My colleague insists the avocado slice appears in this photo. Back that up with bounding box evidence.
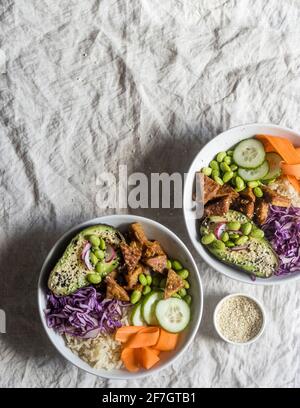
[200,210,278,278]
[48,224,124,296]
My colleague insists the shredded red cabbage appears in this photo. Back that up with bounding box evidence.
[263,205,300,275]
[45,287,130,338]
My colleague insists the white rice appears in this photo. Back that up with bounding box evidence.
[269,177,300,207]
[65,310,131,371]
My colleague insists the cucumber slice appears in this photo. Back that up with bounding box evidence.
[237,160,269,182]
[262,152,282,180]
[233,139,266,169]
[131,303,147,326]
[142,291,163,325]
[155,298,190,333]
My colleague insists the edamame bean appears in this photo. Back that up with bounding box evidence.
[254,187,263,198]
[235,176,245,191]
[247,181,259,188]
[213,175,224,186]
[230,164,238,171]
[217,151,227,163]
[223,171,234,183]
[221,231,229,242]
[201,233,216,245]
[177,269,189,280]
[96,262,106,275]
[142,285,151,295]
[209,160,219,171]
[220,162,231,173]
[250,229,265,239]
[138,273,148,286]
[211,169,220,178]
[130,290,142,304]
[235,236,249,246]
[227,150,234,156]
[183,280,190,289]
[229,233,240,239]
[160,278,167,288]
[241,222,252,236]
[89,235,100,247]
[90,252,98,265]
[87,273,102,284]
[178,288,187,297]
[146,275,152,286]
[225,241,235,248]
[183,295,192,305]
[227,221,241,231]
[212,240,226,250]
[172,260,183,271]
[93,249,105,259]
[201,167,212,176]
[99,238,106,250]
[172,293,181,299]
[166,259,172,269]
[152,275,161,287]
[223,156,232,165]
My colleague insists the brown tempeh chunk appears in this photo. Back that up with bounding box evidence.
[106,275,130,301]
[194,173,220,204]
[261,185,291,208]
[233,197,255,219]
[240,187,256,203]
[164,269,185,299]
[130,223,149,246]
[125,264,143,290]
[143,240,165,258]
[204,196,232,217]
[144,255,167,273]
[216,183,239,201]
[255,199,269,225]
[120,241,142,273]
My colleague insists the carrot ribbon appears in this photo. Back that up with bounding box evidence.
[256,134,300,192]
[116,326,179,372]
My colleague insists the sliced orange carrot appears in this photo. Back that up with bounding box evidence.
[149,348,161,356]
[125,327,160,349]
[280,162,300,178]
[256,135,299,164]
[115,326,143,343]
[155,329,179,351]
[139,347,160,370]
[121,348,140,372]
[296,147,300,159]
[287,175,300,192]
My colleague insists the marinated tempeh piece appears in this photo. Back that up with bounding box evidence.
[261,185,291,208]
[120,241,142,273]
[144,255,167,273]
[143,240,165,258]
[130,223,149,246]
[106,275,130,301]
[255,199,269,225]
[125,264,143,290]
[204,196,232,217]
[164,269,185,299]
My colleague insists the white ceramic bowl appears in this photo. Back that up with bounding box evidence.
[213,293,266,345]
[38,214,203,379]
[184,123,300,285]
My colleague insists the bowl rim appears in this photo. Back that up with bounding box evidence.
[183,122,300,286]
[37,214,203,380]
[213,293,266,345]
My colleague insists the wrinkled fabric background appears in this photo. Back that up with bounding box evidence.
[1,0,300,388]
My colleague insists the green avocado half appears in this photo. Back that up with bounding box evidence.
[200,210,278,278]
[48,224,124,296]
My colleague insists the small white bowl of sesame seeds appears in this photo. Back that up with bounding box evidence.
[213,293,266,345]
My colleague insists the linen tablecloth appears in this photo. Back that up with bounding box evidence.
[1,0,300,388]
